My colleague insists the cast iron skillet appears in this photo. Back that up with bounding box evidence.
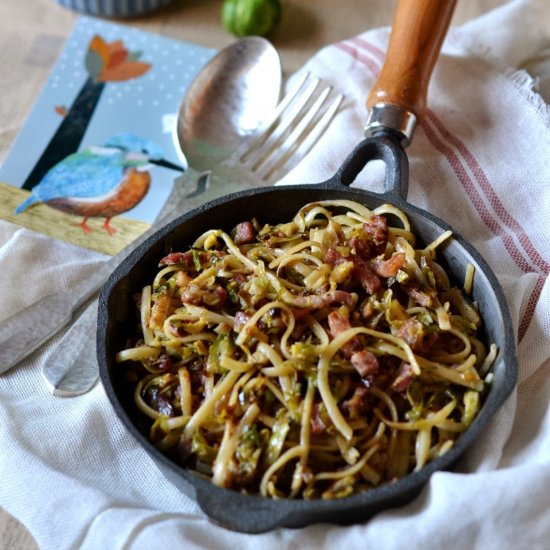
[98,0,517,533]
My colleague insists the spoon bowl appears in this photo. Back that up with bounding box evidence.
[176,37,282,172]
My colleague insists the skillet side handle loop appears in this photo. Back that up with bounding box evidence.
[334,136,409,201]
[366,0,456,145]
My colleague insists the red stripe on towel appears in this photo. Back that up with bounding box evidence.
[426,111,550,274]
[335,42,380,77]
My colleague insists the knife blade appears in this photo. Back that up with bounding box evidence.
[42,301,99,397]
[0,266,107,374]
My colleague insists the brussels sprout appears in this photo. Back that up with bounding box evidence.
[221,0,282,38]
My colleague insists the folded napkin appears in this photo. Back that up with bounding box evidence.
[1,0,550,548]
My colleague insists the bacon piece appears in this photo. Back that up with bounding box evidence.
[350,349,379,383]
[349,236,374,260]
[283,290,356,311]
[404,285,436,307]
[156,394,175,416]
[353,258,381,294]
[391,362,415,393]
[397,318,439,354]
[159,250,226,269]
[181,284,227,309]
[342,386,369,419]
[145,385,175,416]
[327,310,363,357]
[233,273,247,284]
[328,310,380,383]
[159,251,191,266]
[324,247,345,265]
[363,215,388,246]
[168,324,189,338]
[372,253,406,278]
[203,286,227,308]
[310,403,328,434]
[327,309,352,335]
[397,319,425,352]
[323,290,356,309]
[180,284,202,305]
[234,221,257,245]
[290,307,311,321]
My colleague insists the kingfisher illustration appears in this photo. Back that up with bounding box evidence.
[14,133,183,235]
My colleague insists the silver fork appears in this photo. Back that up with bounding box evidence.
[0,74,344,392]
[177,73,344,207]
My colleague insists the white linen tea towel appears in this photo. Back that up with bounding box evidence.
[1,0,550,548]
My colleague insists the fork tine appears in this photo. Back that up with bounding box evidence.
[262,91,344,182]
[252,84,331,172]
[240,72,314,163]
[246,80,344,179]
[247,77,323,170]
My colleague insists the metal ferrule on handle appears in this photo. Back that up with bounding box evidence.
[364,103,417,146]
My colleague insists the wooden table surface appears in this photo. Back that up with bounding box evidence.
[0,0,505,546]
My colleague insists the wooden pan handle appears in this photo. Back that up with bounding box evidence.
[367,0,456,122]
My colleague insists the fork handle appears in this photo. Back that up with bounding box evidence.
[366,0,456,122]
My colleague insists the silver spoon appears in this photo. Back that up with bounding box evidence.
[0,37,282,391]
[176,36,282,172]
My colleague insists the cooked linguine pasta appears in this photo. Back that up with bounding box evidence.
[116,199,494,499]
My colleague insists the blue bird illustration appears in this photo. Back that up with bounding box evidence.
[14,133,183,235]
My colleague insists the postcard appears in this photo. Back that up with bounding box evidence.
[0,16,215,255]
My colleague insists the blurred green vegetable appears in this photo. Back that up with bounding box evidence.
[221,0,282,38]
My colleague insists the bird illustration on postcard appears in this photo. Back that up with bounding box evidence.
[0,17,214,255]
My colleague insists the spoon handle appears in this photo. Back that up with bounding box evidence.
[367,0,456,119]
